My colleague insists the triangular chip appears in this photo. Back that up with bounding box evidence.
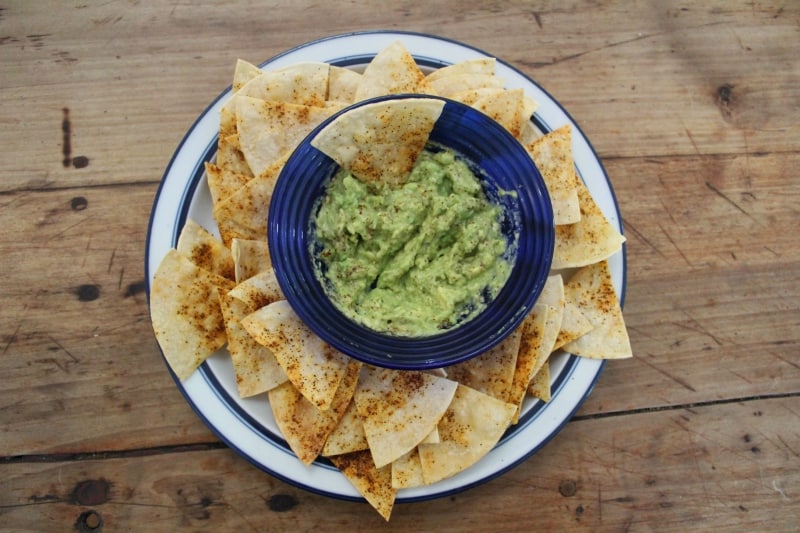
[227,269,284,310]
[238,62,329,107]
[418,384,516,485]
[218,291,287,397]
[212,154,287,247]
[425,58,496,82]
[354,40,432,100]
[391,448,426,489]
[453,87,527,138]
[509,303,550,421]
[231,238,271,283]
[445,328,521,404]
[527,361,551,401]
[328,66,362,103]
[268,359,361,465]
[205,162,251,208]
[241,300,350,410]
[232,59,263,93]
[561,260,632,359]
[526,125,581,225]
[428,73,504,98]
[322,398,369,457]
[354,365,458,468]
[150,250,233,380]
[310,97,444,186]
[216,132,253,178]
[236,95,334,177]
[330,450,397,521]
[552,173,626,269]
[175,218,234,280]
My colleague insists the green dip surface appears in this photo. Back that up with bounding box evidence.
[312,148,514,337]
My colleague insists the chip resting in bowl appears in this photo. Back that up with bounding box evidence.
[148,39,631,521]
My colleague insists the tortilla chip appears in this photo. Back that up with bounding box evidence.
[527,361,551,401]
[322,398,369,456]
[561,260,632,359]
[231,238,271,283]
[212,154,287,247]
[418,384,516,485]
[238,62,329,107]
[425,58,496,82]
[354,365,458,468]
[428,73,505,98]
[509,304,550,421]
[236,95,334,177]
[269,359,361,465]
[232,59,263,93]
[150,250,234,381]
[241,300,351,410]
[218,291,287,397]
[205,162,251,208]
[330,450,397,521]
[228,269,284,310]
[519,119,543,146]
[553,296,595,351]
[453,87,527,138]
[526,125,581,225]
[216,132,253,178]
[444,328,521,404]
[552,173,626,269]
[175,218,234,280]
[310,97,444,186]
[354,40,432,101]
[391,448,425,489]
[328,66,362,103]
[219,99,238,139]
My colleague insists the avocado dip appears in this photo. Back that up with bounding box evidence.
[312,148,514,337]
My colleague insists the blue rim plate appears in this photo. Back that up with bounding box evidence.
[270,94,555,370]
[145,31,626,504]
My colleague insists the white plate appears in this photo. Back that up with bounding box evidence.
[146,31,626,502]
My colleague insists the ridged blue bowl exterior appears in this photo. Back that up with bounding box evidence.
[269,95,554,369]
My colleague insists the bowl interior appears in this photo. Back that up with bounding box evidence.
[269,95,554,369]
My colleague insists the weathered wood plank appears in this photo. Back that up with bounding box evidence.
[1,397,796,530]
[1,1,797,192]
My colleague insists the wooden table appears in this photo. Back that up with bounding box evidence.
[2,1,798,530]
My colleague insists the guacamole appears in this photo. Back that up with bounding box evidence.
[312,148,514,337]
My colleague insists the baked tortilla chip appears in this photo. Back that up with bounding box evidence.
[205,162,250,207]
[176,218,234,280]
[445,328,521,404]
[231,238,271,283]
[553,292,595,352]
[354,365,458,468]
[428,73,504,98]
[418,384,516,485]
[330,450,397,521]
[552,174,626,269]
[526,125,581,225]
[232,58,263,93]
[527,361,551,401]
[218,291,287,397]
[425,58,496,82]
[509,304,550,421]
[241,300,350,410]
[310,97,444,186]
[391,448,425,489]
[227,269,284,310]
[269,359,361,465]
[322,398,369,457]
[238,62,329,107]
[561,260,632,359]
[328,65,362,103]
[236,95,334,177]
[212,154,287,247]
[150,250,234,381]
[453,87,527,139]
[216,132,253,178]
[354,40,432,100]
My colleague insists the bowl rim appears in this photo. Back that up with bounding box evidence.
[268,93,555,370]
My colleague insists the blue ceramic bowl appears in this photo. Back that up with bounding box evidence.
[268,95,554,370]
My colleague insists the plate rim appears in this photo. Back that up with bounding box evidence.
[145,29,626,504]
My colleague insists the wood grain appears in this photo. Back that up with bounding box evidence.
[1,0,798,529]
